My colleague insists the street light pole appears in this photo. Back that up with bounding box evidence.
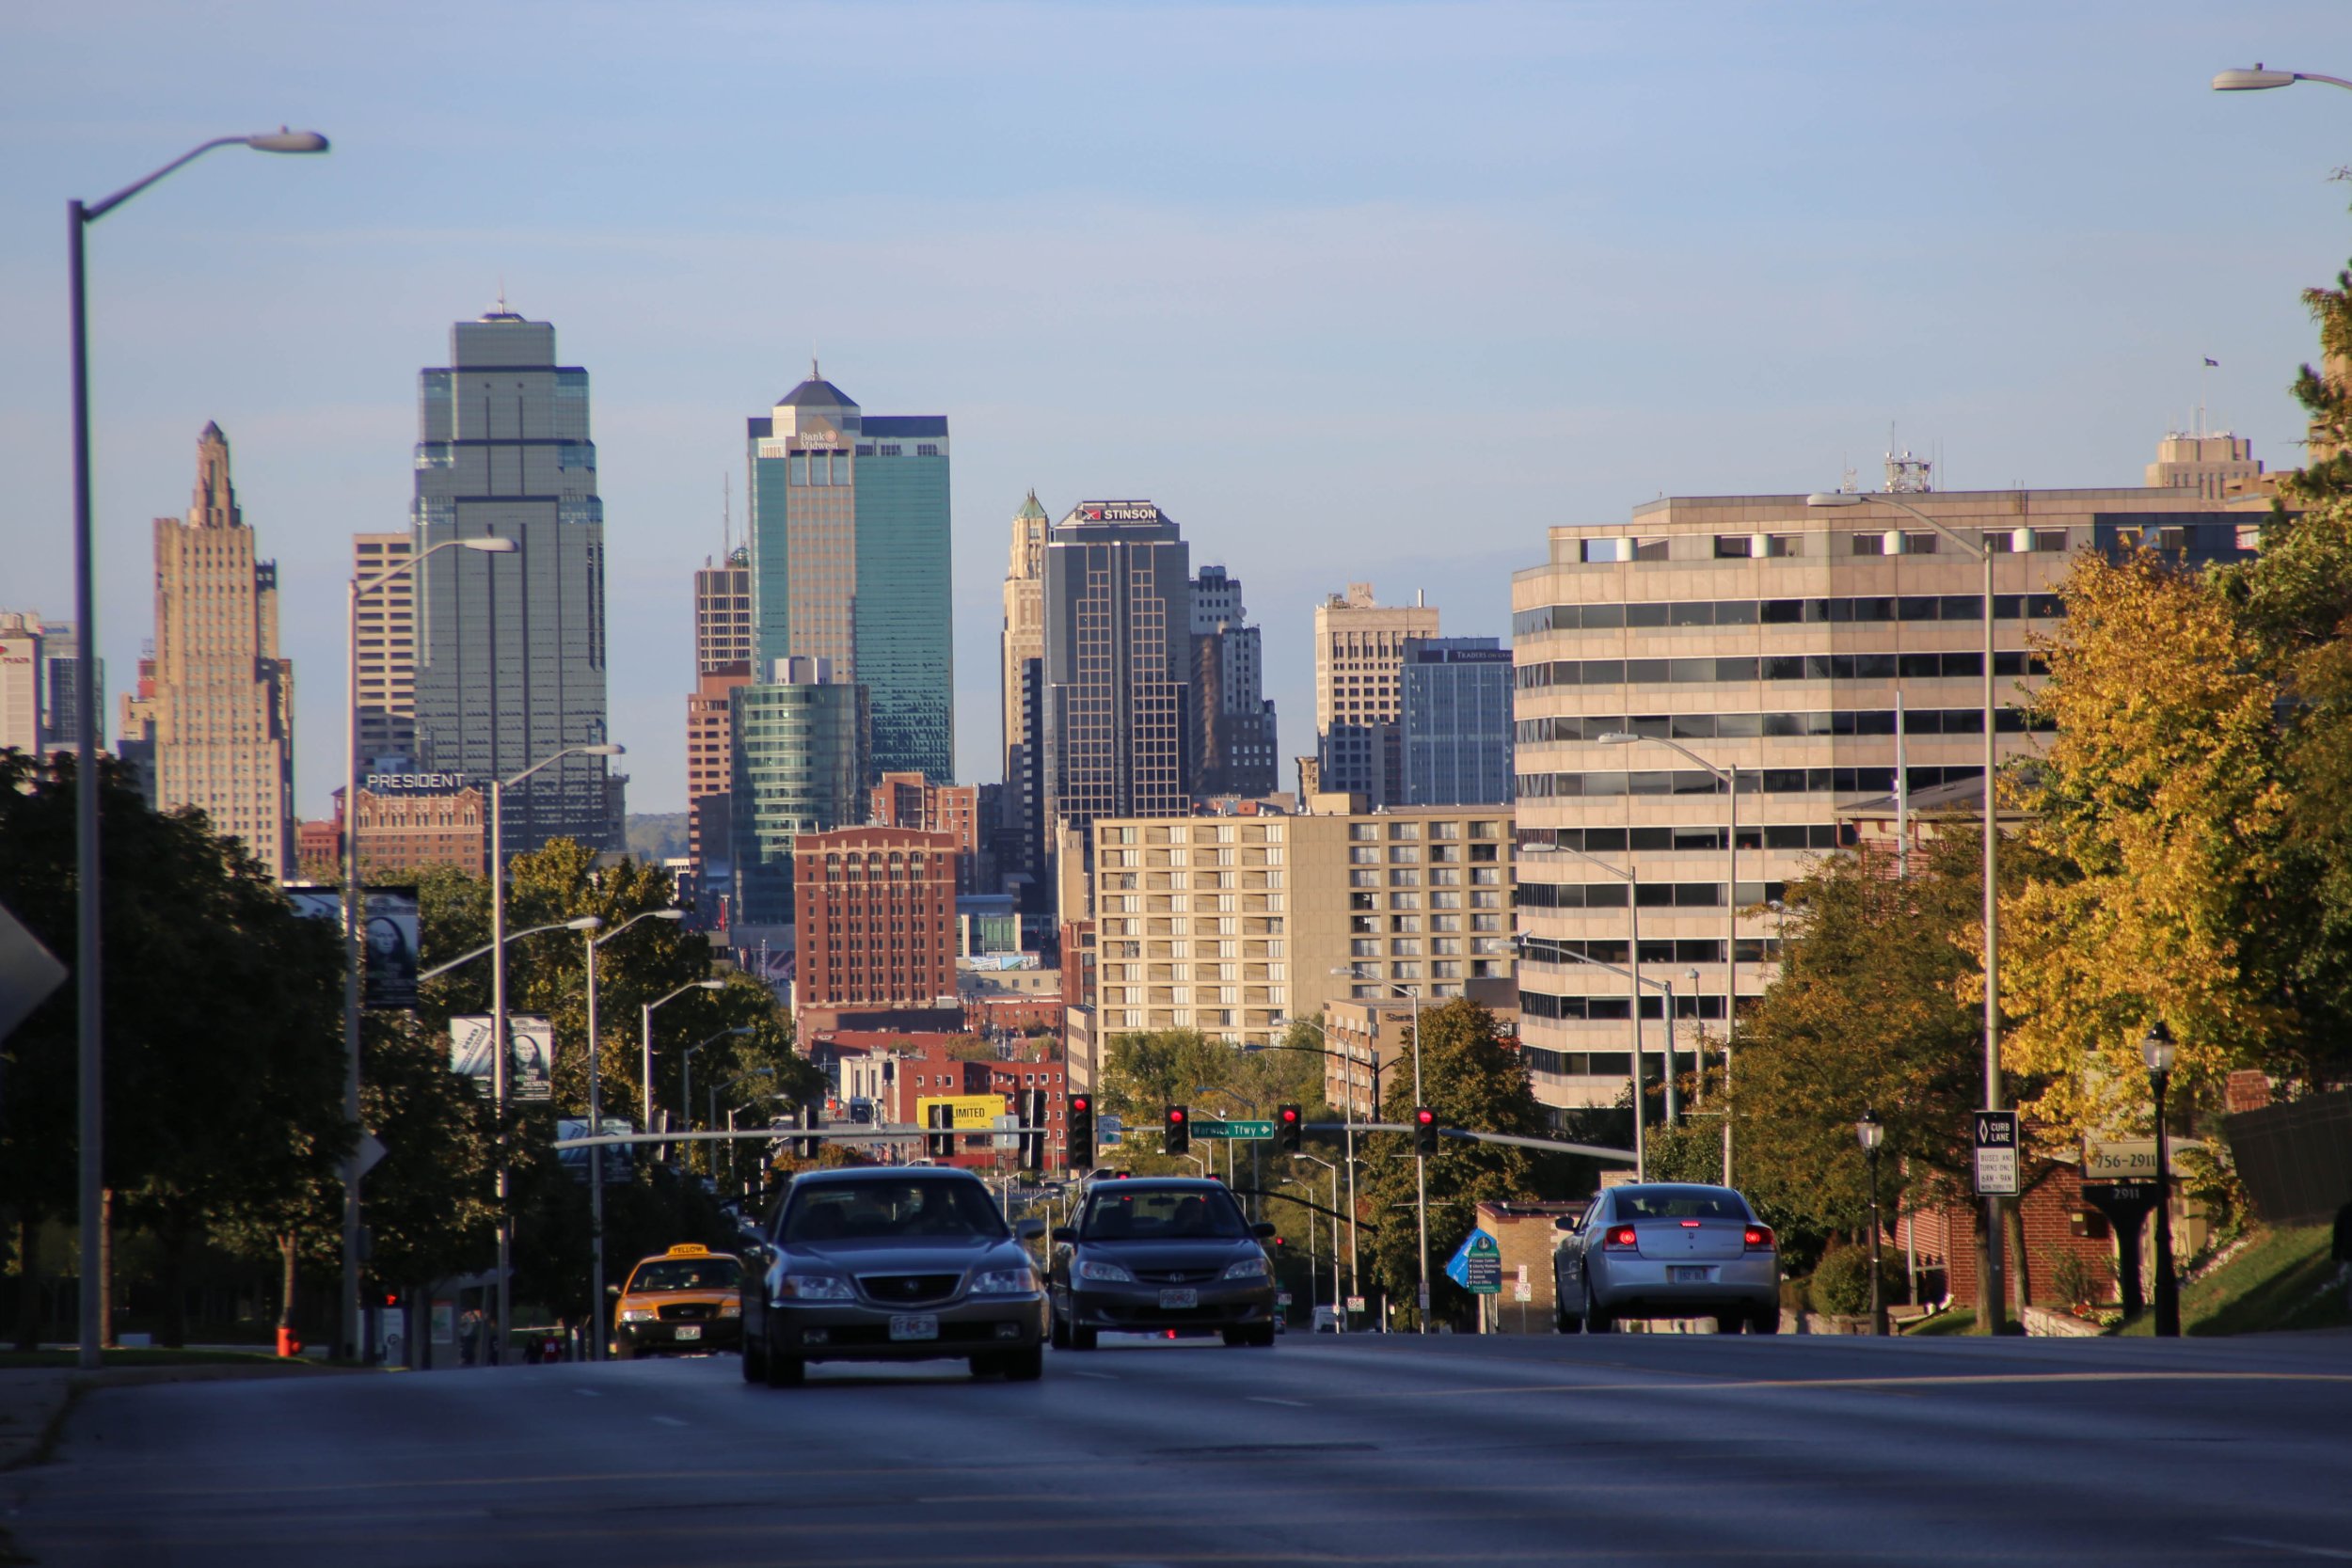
[2142,1022,2181,1338]
[1857,1107,1887,1337]
[641,979,727,1158]
[67,126,327,1373]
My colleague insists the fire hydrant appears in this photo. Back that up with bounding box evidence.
[276,1324,302,1358]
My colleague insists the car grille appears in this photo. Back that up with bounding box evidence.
[658,1302,715,1322]
[858,1274,961,1307]
[1133,1268,1217,1286]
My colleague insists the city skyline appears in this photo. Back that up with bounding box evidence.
[6,5,2347,818]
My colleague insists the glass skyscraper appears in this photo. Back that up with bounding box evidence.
[729,657,869,928]
[1399,637,1515,805]
[410,307,620,855]
[746,368,952,784]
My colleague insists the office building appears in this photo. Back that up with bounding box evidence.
[871,770,984,894]
[793,825,961,1012]
[1190,565,1279,798]
[687,546,755,905]
[696,547,754,673]
[1314,583,1438,806]
[1001,490,1050,782]
[1085,800,1516,1052]
[1509,468,2262,1112]
[410,305,620,858]
[352,532,417,768]
[150,423,295,879]
[729,657,869,929]
[326,776,488,879]
[0,613,44,753]
[1400,637,1515,805]
[1041,500,1194,846]
[2145,432,2265,502]
[747,367,952,784]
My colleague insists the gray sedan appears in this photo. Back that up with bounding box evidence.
[739,1168,1047,1386]
[1553,1182,1780,1334]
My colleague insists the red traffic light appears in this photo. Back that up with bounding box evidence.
[1278,1106,1299,1125]
[1072,1095,1090,1114]
[1168,1108,1186,1124]
[1414,1108,1436,1127]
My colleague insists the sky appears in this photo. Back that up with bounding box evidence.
[4,1,2348,818]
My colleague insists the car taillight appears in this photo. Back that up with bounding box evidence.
[1604,1225,1639,1250]
[1743,1225,1775,1251]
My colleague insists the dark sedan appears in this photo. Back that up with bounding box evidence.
[1048,1178,1279,1349]
[739,1168,1047,1386]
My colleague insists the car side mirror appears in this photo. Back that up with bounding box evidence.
[1251,1222,1278,1240]
[1015,1217,1045,1241]
[1051,1226,1077,1244]
[1553,1215,1579,1233]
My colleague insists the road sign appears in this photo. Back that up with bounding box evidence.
[1973,1110,2020,1196]
[1194,1118,1276,1140]
[1346,1295,1366,1313]
[1513,1282,1533,1303]
[2082,1138,2159,1181]
[1278,1292,1293,1307]
[354,1134,388,1180]
[1444,1229,1503,1293]
[0,899,67,1046]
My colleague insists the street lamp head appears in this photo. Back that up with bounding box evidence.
[2213,66,2299,90]
[1855,1106,1884,1153]
[1805,492,1866,508]
[565,916,604,931]
[583,743,625,757]
[459,537,518,554]
[2141,1020,2177,1074]
[694,978,727,991]
[246,128,330,153]
[654,910,685,921]
[1596,731,1638,746]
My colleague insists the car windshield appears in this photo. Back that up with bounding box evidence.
[782,1180,1009,1243]
[1080,1186,1250,1241]
[1613,1186,1749,1222]
[628,1258,741,1292]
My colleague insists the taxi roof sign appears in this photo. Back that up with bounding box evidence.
[665,1243,711,1258]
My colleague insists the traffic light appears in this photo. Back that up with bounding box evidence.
[1276,1103,1302,1154]
[1412,1106,1438,1156]
[794,1104,821,1161]
[1068,1094,1095,1169]
[1164,1104,1190,1156]
[926,1102,954,1159]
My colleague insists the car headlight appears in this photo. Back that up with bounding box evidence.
[774,1274,854,1301]
[970,1266,1039,1295]
[1223,1256,1270,1280]
[719,1299,742,1317]
[617,1307,656,1323]
[1076,1259,1135,1283]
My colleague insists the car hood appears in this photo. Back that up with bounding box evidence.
[776,1237,1029,1275]
[1077,1239,1262,1270]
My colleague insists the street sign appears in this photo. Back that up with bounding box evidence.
[0,899,67,1046]
[1513,1282,1533,1303]
[2082,1138,2159,1181]
[1444,1229,1503,1293]
[1973,1110,2020,1196]
[1194,1118,1276,1140]
[354,1133,389,1180]
[1346,1295,1366,1313]
[1278,1292,1294,1307]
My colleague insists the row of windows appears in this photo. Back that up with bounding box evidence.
[1518,651,2047,689]
[1517,879,1788,911]
[1521,991,1732,1023]
[1518,708,2043,744]
[1517,765,1982,800]
[1574,529,2072,565]
[1518,936,1780,966]
[1514,593,2065,638]
[1522,824,1851,854]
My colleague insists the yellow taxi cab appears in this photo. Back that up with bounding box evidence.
[611,1243,744,1358]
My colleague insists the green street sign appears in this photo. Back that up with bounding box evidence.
[1195,1118,1276,1140]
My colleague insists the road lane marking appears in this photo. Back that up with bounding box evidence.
[1068,1370,1120,1380]
[2217,1541,2352,1561]
[651,1416,688,1427]
[1364,1369,2352,1400]
[1246,1396,1311,1407]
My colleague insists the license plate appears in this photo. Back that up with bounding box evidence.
[1158,1288,1199,1309]
[889,1314,939,1341]
[674,1324,702,1341]
[1669,1266,1712,1283]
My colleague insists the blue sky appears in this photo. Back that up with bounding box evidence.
[4,1,2348,817]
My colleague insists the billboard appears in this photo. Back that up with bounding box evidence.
[916,1093,1009,1132]
[450,1015,554,1101]
[285,885,420,1010]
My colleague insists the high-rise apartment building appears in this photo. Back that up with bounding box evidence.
[729,657,869,930]
[1400,637,1515,805]
[871,770,983,894]
[687,546,755,903]
[1040,500,1194,844]
[0,612,46,752]
[1314,583,1438,806]
[410,306,620,857]
[1509,478,2258,1112]
[1086,800,1516,1050]
[1190,565,1279,798]
[150,424,295,879]
[794,825,961,1011]
[747,367,952,784]
[352,532,417,768]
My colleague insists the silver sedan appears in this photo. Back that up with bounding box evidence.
[1553,1182,1780,1334]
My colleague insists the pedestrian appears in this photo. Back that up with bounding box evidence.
[459,1307,483,1367]
[2333,1192,2352,1315]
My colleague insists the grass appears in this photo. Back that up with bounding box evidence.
[1900,1307,1977,1337]
[0,1346,294,1370]
[2116,1223,2349,1337]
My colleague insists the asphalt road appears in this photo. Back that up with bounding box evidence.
[8,1329,2352,1566]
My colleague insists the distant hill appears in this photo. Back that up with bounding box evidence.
[626,812,691,863]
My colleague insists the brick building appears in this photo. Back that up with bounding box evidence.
[794,826,961,1013]
[317,782,487,879]
[1899,1162,2200,1313]
[871,770,984,893]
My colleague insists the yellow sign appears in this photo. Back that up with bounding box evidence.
[2082,1139,2159,1181]
[916,1094,1006,1131]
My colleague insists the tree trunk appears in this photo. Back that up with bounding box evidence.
[278,1232,298,1341]
[2002,1200,2032,1318]
[98,1187,114,1348]
[12,1208,40,1353]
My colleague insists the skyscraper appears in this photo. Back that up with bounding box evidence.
[0,612,41,753]
[410,305,620,855]
[1001,490,1049,781]
[1313,582,1438,806]
[729,657,869,930]
[695,547,754,673]
[1189,564,1278,799]
[747,367,952,784]
[151,423,295,879]
[1041,500,1194,840]
[1399,637,1514,805]
[352,532,416,768]
[687,547,754,902]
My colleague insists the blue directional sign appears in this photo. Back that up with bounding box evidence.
[1444,1229,1503,1293]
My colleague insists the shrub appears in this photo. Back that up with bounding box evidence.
[2042,1246,2113,1310]
[1807,1243,1903,1317]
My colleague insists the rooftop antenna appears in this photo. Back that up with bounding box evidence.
[723,471,732,556]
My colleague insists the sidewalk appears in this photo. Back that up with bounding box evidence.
[0,1357,361,1472]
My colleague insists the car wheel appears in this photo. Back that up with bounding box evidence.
[1748,1307,1783,1336]
[762,1330,804,1387]
[1249,1325,1278,1348]
[1715,1313,1745,1336]
[1586,1307,1614,1335]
